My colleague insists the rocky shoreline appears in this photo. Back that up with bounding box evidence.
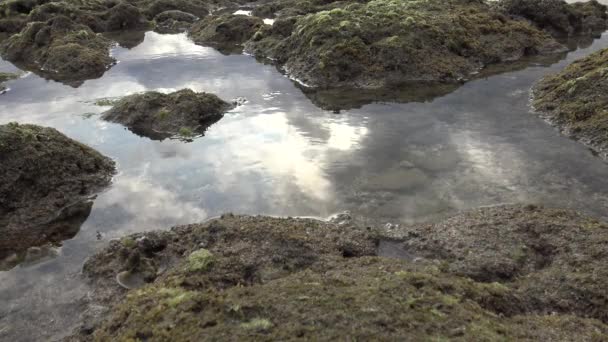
[1,0,605,89]
[533,47,608,160]
[0,123,115,270]
[66,205,608,340]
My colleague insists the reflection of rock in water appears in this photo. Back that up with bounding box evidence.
[299,51,569,112]
[0,200,93,271]
[0,123,115,268]
[299,82,461,112]
[103,30,147,49]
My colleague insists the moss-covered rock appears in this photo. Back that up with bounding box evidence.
[389,204,608,323]
[153,10,199,34]
[498,0,607,37]
[188,14,264,54]
[0,16,114,86]
[101,89,234,140]
[0,123,115,267]
[245,0,564,89]
[533,48,608,160]
[72,208,608,340]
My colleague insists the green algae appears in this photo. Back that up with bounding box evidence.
[533,48,608,159]
[74,209,608,340]
[185,248,214,272]
[246,0,563,88]
[101,89,233,141]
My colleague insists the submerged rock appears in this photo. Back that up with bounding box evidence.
[245,0,564,89]
[0,16,114,86]
[533,48,608,159]
[498,0,608,37]
[188,14,264,54]
[72,206,608,340]
[0,123,115,265]
[101,89,234,140]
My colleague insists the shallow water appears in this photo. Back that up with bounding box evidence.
[1,30,608,340]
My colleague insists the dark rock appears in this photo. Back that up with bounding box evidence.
[71,210,608,340]
[188,14,264,54]
[498,0,608,37]
[153,10,198,34]
[245,0,565,89]
[0,123,115,265]
[0,16,114,86]
[101,89,234,140]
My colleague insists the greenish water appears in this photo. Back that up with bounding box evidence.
[1,30,608,341]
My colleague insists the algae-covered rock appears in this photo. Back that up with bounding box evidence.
[188,14,264,54]
[80,214,377,305]
[246,0,564,89]
[72,209,608,340]
[498,0,608,37]
[533,48,608,159]
[0,16,114,86]
[0,123,115,266]
[101,89,234,140]
[391,204,608,323]
[142,0,209,20]
[153,10,199,34]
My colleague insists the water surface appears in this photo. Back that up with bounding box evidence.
[1,31,608,341]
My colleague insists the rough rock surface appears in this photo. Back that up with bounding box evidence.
[533,47,608,160]
[153,10,199,34]
[245,0,564,89]
[0,123,115,264]
[70,206,608,340]
[188,14,264,54]
[101,89,234,140]
[498,0,608,37]
[0,16,114,85]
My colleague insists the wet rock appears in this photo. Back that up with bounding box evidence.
[498,0,608,37]
[245,0,565,89]
[0,123,115,265]
[188,14,264,54]
[104,2,150,32]
[153,10,198,34]
[72,211,608,340]
[391,204,608,323]
[0,71,20,93]
[101,89,234,140]
[143,0,209,20]
[533,47,608,160]
[0,16,114,86]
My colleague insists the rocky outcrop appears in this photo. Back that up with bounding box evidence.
[101,89,234,140]
[245,0,565,89]
[0,16,114,86]
[533,47,608,160]
[0,123,115,267]
[153,10,199,34]
[70,205,608,340]
[188,14,264,54]
[498,0,607,37]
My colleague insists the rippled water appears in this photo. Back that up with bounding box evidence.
[1,29,608,340]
